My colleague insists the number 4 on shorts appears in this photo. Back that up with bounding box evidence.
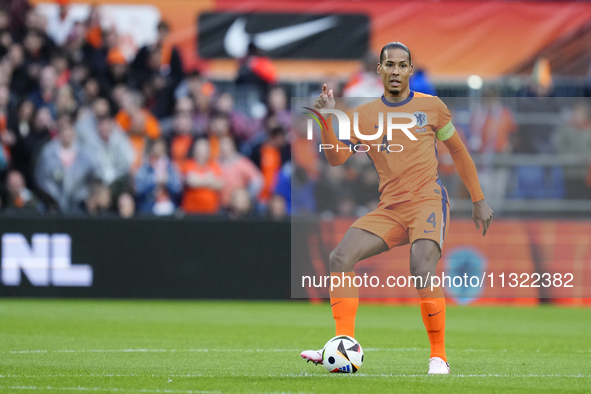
[427,212,436,228]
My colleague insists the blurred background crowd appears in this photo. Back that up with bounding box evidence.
[0,0,294,219]
[0,0,589,220]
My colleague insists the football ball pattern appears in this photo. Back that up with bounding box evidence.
[322,335,364,373]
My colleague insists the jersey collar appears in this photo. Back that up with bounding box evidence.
[381,91,414,107]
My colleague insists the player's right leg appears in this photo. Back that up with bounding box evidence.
[328,227,389,336]
[301,228,388,365]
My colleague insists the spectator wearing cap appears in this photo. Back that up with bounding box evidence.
[35,113,98,213]
[84,26,120,78]
[188,73,215,136]
[180,138,223,215]
[135,138,182,216]
[100,48,129,93]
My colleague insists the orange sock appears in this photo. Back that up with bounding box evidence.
[417,286,446,362]
[329,272,358,337]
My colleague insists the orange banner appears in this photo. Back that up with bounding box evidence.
[32,0,591,78]
[300,219,591,306]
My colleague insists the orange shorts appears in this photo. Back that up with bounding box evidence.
[351,197,450,251]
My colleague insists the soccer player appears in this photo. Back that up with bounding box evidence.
[300,42,493,374]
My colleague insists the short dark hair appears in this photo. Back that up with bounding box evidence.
[380,42,411,65]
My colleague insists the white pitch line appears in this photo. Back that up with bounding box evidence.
[338,373,591,378]
[7,347,590,355]
[1,373,590,379]
[7,349,302,354]
[0,387,221,393]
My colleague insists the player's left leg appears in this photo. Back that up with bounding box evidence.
[407,197,451,374]
[410,239,449,374]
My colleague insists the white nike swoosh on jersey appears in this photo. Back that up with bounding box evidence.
[223,16,339,58]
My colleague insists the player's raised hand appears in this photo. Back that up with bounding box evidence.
[313,84,335,119]
[472,200,494,236]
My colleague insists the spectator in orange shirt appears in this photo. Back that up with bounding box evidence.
[218,136,263,208]
[115,90,161,172]
[291,115,319,181]
[191,80,214,135]
[206,112,231,161]
[130,20,184,92]
[169,112,195,167]
[250,126,290,203]
[236,43,277,102]
[180,138,223,215]
[84,6,102,49]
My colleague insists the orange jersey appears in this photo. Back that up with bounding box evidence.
[342,92,455,205]
[180,160,222,214]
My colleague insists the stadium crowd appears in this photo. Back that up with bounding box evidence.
[0,1,589,219]
[0,0,294,219]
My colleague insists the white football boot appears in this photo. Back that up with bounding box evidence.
[300,349,323,365]
[428,357,450,374]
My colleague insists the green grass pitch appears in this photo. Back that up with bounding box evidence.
[1,299,590,393]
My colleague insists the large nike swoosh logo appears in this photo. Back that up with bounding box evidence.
[428,310,442,317]
[224,16,339,58]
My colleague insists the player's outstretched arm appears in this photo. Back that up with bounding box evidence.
[442,132,494,236]
[313,84,353,166]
